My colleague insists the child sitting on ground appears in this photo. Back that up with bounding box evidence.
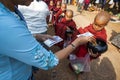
[76,11,110,59]
[51,1,61,24]
[54,3,67,23]
[55,9,78,48]
[53,1,61,15]
[69,11,110,74]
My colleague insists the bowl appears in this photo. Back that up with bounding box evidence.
[87,38,108,54]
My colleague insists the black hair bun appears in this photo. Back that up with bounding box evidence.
[87,38,108,54]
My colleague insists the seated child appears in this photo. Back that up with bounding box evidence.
[69,11,110,74]
[53,1,61,14]
[49,0,54,10]
[55,9,78,48]
[75,11,110,59]
[54,3,67,23]
[50,1,61,24]
[54,0,62,6]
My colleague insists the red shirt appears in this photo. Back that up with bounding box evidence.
[75,24,107,59]
[55,18,78,48]
[54,9,66,23]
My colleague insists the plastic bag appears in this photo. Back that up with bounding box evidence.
[69,54,90,74]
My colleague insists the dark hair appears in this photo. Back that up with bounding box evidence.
[36,0,41,2]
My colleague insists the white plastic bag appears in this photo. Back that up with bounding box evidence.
[70,54,90,74]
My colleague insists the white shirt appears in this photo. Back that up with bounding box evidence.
[95,0,99,3]
[109,0,114,4]
[78,0,84,3]
[18,0,50,34]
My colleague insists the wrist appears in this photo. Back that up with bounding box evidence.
[70,43,76,50]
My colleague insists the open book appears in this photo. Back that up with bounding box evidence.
[44,36,63,47]
[77,32,93,37]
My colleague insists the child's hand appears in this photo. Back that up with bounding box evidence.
[88,49,99,57]
[88,37,96,45]
[66,26,70,30]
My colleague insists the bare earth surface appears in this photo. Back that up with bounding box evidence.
[34,5,120,80]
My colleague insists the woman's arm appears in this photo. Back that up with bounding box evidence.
[55,36,93,60]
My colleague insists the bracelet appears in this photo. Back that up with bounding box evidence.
[70,44,76,49]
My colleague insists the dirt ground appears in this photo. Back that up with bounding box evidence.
[34,5,120,80]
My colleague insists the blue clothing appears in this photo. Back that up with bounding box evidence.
[14,6,26,23]
[113,0,118,2]
[0,3,59,80]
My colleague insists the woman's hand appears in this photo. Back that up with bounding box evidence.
[72,36,95,47]
[33,34,53,42]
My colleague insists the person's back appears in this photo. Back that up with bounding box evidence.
[0,3,34,79]
[18,0,50,34]
[0,3,59,79]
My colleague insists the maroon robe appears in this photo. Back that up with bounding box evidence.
[49,5,54,11]
[54,0,62,6]
[75,24,107,60]
[51,7,60,23]
[53,7,60,14]
[54,9,66,23]
[78,24,107,41]
[55,18,78,48]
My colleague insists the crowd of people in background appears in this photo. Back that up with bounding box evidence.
[42,0,120,14]
[42,0,120,26]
